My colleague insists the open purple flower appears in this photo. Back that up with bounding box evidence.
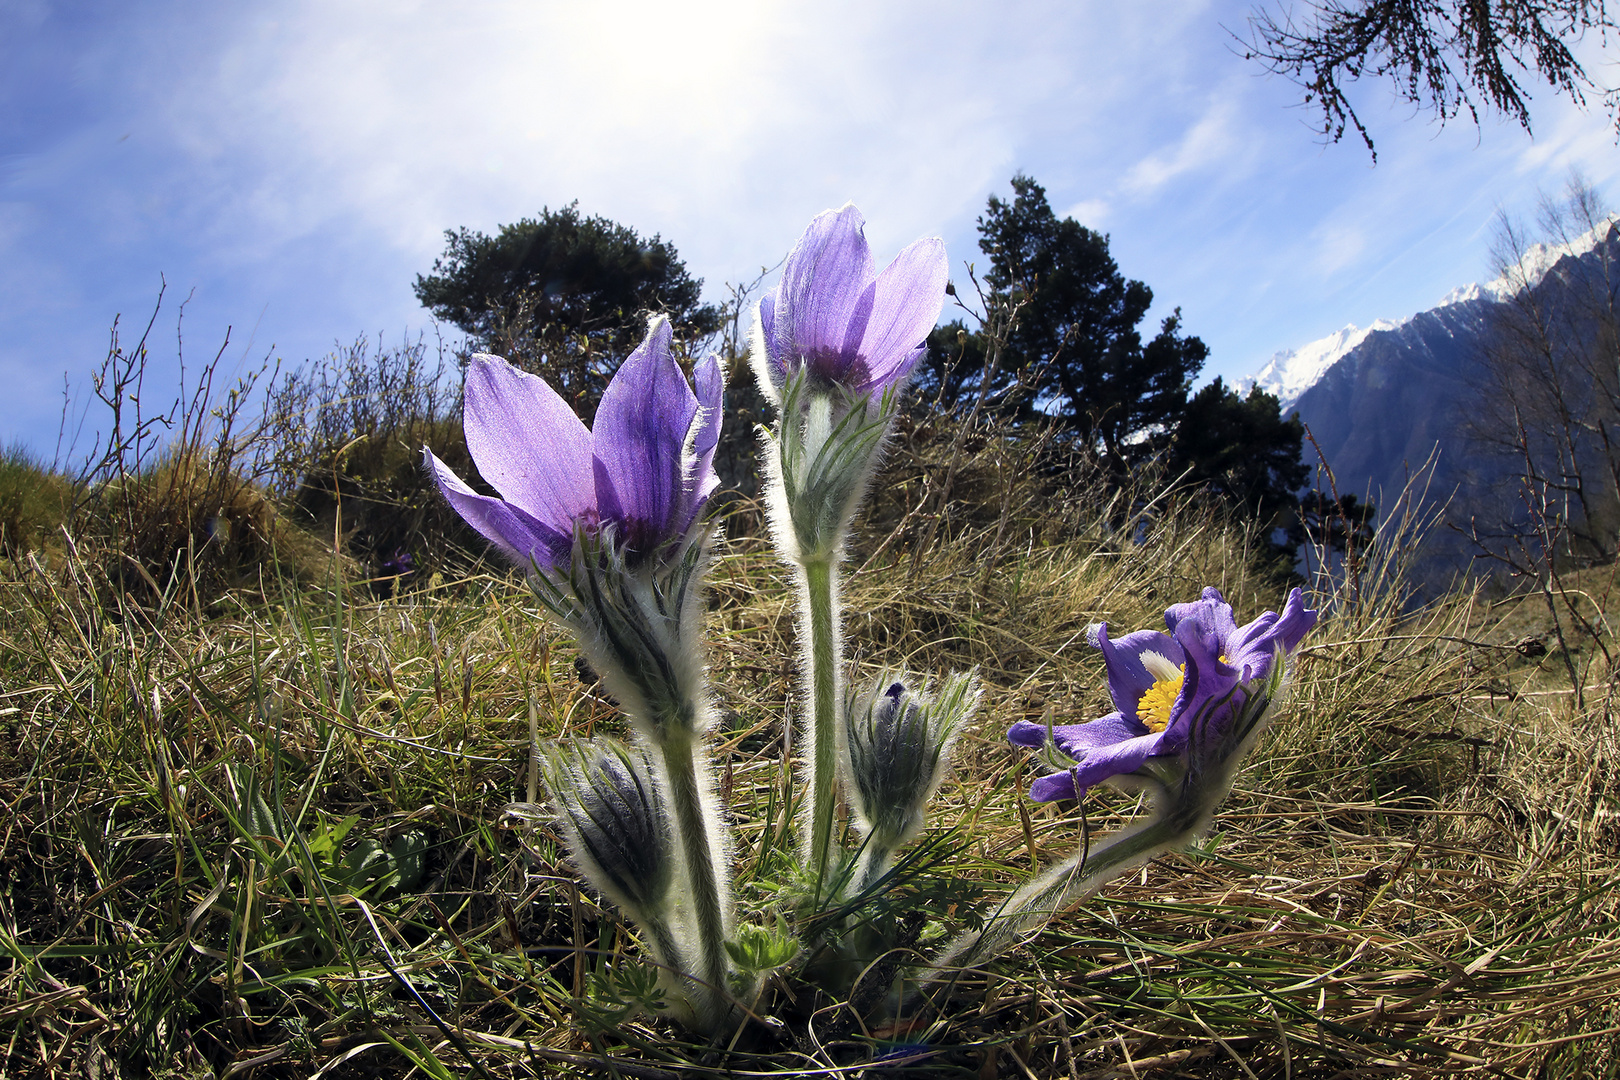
[1009,587,1317,802]
[755,204,949,399]
[426,316,722,574]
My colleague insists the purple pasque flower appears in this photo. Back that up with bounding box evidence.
[379,549,414,577]
[426,316,723,574]
[1009,587,1317,802]
[754,204,949,399]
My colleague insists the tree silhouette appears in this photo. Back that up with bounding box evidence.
[1242,0,1619,160]
[973,174,1209,477]
[414,203,720,414]
[1169,377,1310,548]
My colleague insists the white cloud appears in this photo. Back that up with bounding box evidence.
[155,0,1113,283]
[1120,93,1243,195]
[1513,99,1620,188]
[1061,198,1111,226]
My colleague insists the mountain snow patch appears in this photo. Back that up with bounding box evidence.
[1247,213,1619,412]
[1247,320,1402,412]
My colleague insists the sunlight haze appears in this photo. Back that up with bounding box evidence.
[2,0,1616,457]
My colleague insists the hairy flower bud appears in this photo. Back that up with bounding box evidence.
[544,739,675,925]
[845,671,980,851]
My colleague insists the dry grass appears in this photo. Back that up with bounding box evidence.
[3,435,1620,1080]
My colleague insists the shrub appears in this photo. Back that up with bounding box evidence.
[0,444,72,558]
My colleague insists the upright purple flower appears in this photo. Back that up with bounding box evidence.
[750,207,949,895]
[425,316,723,575]
[427,314,725,737]
[754,204,949,400]
[1010,587,1317,802]
[430,317,737,1032]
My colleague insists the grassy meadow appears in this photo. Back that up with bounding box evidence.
[4,338,1620,1079]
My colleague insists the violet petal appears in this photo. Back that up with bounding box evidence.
[757,291,783,385]
[1029,770,1080,802]
[425,449,572,571]
[856,237,949,389]
[779,205,875,358]
[462,354,593,532]
[690,354,724,514]
[1224,588,1318,679]
[591,318,698,554]
[1049,712,1151,761]
[1068,730,1167,794]
[1098,626,1184,722]
[1165,586,1238,643]
[1165,615,1244,749]
[1007,719,1054,747]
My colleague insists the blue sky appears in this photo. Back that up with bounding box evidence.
[3,0,1617,462]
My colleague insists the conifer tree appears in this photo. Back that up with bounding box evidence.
[414,204,720,415]
[970,174,1209,476]
[931,175,1308,548]
[1168,376,1309,547]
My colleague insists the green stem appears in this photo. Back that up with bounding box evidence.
[923,812,1186,981]
[658,730,731,1032]
[853,841,894,898]
[800,557,842,897]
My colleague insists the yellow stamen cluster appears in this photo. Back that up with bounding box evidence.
[1136,650,1185,733]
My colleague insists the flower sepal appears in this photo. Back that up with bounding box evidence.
[763,370,898,564]
[530,518,718,741]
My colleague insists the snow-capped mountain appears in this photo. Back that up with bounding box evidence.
[1248,212,1620,584]
[1249,320,1401,413]
[1251,214,1619,413]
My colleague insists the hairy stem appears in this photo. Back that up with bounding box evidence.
[640,914,684,987]
[852,841,894,898]
[800,556,842,897]
[658,730,731,1032]
[921,811,1187,986]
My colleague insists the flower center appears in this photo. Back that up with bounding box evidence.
[801,346,871,391]
[1137,651,1185,733]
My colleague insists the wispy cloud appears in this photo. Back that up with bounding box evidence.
[2,0,1619,454]
[1121,95,1243,194]
[1307,222,1368,277]
[1061,198,1112,227]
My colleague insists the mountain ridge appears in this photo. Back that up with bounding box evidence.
[1248,214,1620,414]
[1245,212,1620,584]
